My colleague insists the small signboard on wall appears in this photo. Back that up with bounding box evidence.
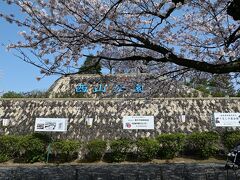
[35,118,68,132]
[213,113,240,127]
[0,119,10,126]
[2,119,10,126]
[123,116,154,129]
[85,118,93,126]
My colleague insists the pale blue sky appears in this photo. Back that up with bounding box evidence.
[0,2,111,94]
[0,3,60,93]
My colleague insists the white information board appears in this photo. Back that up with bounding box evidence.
[0,119,10,126]
[2,119,10,126]
[123,116,154,129]
[35,118,68,132]
[213,113,240,127]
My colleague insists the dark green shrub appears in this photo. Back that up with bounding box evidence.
[136,138,159,161]
[211,91,225,97]
[0,134,81,163]
[22,90,49,98]
[51,140,80,162]
[0,153,10,163]
[17,135,46,163]
[186,131,220,159]
[1,91,24,98]
[31,133,52,144]
[0,135,46,162]
[222,131,240,150]
[195,85,210,95]
[108,139,131,162]
[85,140,107,162]
[157,133,186,159]
[0,135,21,158]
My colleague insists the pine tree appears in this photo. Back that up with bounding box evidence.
[78,56,102,74]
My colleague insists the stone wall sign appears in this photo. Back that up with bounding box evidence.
[35,118,68,132]
[214,113,240,127]
[123,116,154,129]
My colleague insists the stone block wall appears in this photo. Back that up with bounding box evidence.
[0,98,239,141]
[0,164,239,180]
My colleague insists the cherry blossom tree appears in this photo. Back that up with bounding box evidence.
[0,0,239,80]
[227,0,240,21]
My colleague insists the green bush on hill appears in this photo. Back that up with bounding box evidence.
[1,91,24,98]
[1,90,49,98]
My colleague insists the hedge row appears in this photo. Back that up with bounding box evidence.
[1,131,240,163]
[0,133,80,163]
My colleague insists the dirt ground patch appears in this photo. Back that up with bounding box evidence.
[0,157,226,167]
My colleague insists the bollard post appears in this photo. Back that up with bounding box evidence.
[46,143,51,163]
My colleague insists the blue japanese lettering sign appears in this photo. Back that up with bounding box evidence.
[76,84,88,93]
[113,84,126,93]
[75,83,144,94]
[93,84,107,93]
[134,84,143,93]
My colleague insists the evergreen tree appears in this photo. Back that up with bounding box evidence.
[78,56,102,74]
[207,75,235,97]
[187,74,235,97]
